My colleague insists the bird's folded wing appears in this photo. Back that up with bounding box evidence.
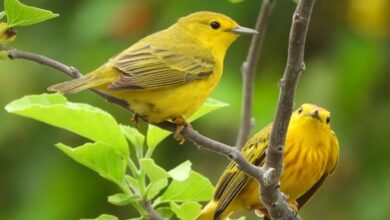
[109,45,215,90]
[213,124,272,218]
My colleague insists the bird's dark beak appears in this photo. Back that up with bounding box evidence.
[229,26,258,35]
[308,110,321,121]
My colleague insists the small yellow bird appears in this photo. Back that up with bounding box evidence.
[197,104,339,220]
[48,11,257,125]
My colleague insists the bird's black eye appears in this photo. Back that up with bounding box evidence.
[210,21,221,30]
[326,116,330,124]
[298,108,303,114]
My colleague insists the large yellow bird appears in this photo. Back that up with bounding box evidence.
[197,104,339,220]
[48,11,257,125]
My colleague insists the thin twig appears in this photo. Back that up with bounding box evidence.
[142,200,164,220]
[236,0,276,149]
[0,45,130,109]
[0,0,315,215]
[0,45,268,218]
[261,0,316,219]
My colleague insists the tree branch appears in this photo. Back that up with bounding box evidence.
[236,0,276,149]
[261,0,316,219]
[142,200,164,220]
[0,45,267,218]
[0,0,315,217]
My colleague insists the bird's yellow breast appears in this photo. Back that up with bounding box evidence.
[105,63,223,123]
[281,134,330,200]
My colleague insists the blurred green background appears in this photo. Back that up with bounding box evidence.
[1,0,389,219]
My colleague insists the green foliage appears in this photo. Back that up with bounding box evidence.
[82,214,119,220]
[5,93,129,157]
[108,193,136,206]
[0,0,58,44]
[171,201,202,220]
[159,171,213,203]
[5,93,225,219]
[147,98,228,149]
[229,0,245,3]
[0,11,5,20]
[3,0,58,27]
[57,142,127,187]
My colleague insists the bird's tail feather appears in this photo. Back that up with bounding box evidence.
[48,72,112,94]
[196,201,217,220]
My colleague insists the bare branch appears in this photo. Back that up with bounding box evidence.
[142,200,164,220]
[236,0,276,149]
[1,0,316,217]
[0,45,130,109]
[261,0,316,219]
[0,44,266,217]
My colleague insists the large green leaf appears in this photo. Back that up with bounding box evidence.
[4,0,58,27]
[171,201,202,220]
[156,207,174,219]
[108,193,136,206]
[5,93,128,157]
[56,142,127,187]
[81,214,119,220]
[146,98,228,149]
[168,160,192,181]
[160,171,214,202]
[120,125,144,149]
[146,179,168,200]
[140,158,169,183]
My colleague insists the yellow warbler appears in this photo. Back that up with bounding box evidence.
[48,11,257,125]
[197,104,340,220]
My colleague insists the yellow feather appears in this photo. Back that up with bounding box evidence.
[197,104,340,219]
[48,11,257,123]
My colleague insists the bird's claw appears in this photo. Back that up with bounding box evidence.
[173,117,191,144]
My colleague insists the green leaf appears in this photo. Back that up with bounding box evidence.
[156,207,174,219]
[108,193,136,206]
[168,160,192,181]
[0,11,5,20]
[187,98,229,122]
[4,0,58,27]
[160,171,214,202]
[146,179,168,200]
[146,124,170,150]
[170,201,202,220]
[229,0,244,3]
[5,93,128,157]
[81,214,119,220]
[125,175,140,192]
[56,142,127,187]
[140,158,169,183]
[146,98,228,149]
[120,125,144,152]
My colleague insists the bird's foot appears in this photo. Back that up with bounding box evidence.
[173,117,191,144]
[130,114,141,127]
[289,200,299,212]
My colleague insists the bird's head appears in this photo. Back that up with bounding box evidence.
[290,103,332,132]
[176,11,257,58]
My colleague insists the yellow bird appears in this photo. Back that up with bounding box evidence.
[197,104,339,220]
[48,11,257,125]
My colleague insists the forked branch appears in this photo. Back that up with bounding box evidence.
[0,0,316,218]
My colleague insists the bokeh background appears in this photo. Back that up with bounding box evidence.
[1,0,389,219]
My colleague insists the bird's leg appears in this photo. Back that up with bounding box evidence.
[130,113,141,127]
[173,117,191,144]
[289,200,299,212]
[253,204,268,219]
